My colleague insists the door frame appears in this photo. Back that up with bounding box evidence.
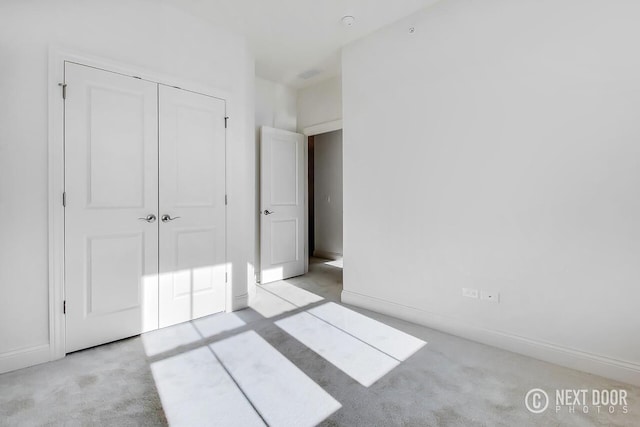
[48,47,231,361]
[300,120,343,267]
[302,119,342,137]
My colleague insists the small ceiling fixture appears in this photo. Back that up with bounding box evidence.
[298,69,322,80]
[341,15,356,27]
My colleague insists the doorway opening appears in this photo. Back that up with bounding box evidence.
[307,129,343,270]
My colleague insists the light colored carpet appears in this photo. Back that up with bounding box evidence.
[0,258,638,426]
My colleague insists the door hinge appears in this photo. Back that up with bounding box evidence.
[58,83,67,100]
[62,192,66,207]
[63,300,66,314]
[225,272,228,283]
[224,116,229,128]
[225,194,228,205]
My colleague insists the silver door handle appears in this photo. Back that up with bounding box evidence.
[263,210,275,215]
[138,214,157,223]
[161,214,181,223]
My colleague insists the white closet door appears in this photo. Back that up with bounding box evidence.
[65,63,159,353]
[158,86,227,328]
[260,127,306,284]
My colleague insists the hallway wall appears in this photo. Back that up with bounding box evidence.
[314,130,343,258]
[297,76,342,132]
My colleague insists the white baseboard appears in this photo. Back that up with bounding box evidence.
[0,343,51,374]
[231,293,249,311]
[312,250,342,260]
[342,290,640,387]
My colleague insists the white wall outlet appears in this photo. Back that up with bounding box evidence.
[462,288,479,299]
[480,290,500,303]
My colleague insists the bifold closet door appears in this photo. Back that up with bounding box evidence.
[158,85,227,328]
[65,63,159,353]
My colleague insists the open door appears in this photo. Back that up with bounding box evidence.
[260,126,306,284]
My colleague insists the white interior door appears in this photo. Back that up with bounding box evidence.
[65,62,159,353]
[260,126,306,284]
[158,85,227,328]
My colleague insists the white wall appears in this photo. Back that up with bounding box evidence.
[0,0,255,372]
[314,130,343,257]
[342,0,640,385]
[297,76,342,132]
[256,77,297,133]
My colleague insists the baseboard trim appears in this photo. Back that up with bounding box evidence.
[0,343,51,374]
[230,293,249,311]
[341,290,640,386]
[312,250,342,260]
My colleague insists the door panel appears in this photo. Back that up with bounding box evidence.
[65,62,159,353]
[260,127,305,284]
[271,219,299,264]
[175,105,219,207]
[159,86,226,328]
[87,87,146,207]
[87,233,143,314]
[270,138,299,205]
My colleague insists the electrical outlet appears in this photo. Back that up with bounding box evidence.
[480,290,500,303]
[462,288,479,299]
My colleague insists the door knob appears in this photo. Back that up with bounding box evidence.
[138,214,157,223]
[263,210,275,215]
[161,214,181,223]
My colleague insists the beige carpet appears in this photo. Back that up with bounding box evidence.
[1,259,638,426]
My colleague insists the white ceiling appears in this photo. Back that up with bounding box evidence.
[165,0,439,88]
